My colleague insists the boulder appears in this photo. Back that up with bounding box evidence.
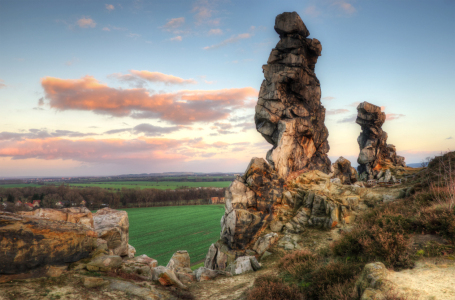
[86,255,123,272]
[356,102,406,179]
[167,250,191,272]
[253,232,279,255]
[128,244,136,258]
[83,276,109,288]
[153,266,187,289]
[93,208,129,256]
[256,11,331,179]
[134,254,158,269]
[330,156,357,184]
[356,262,388,298]
[194,267,231,282]
[269,220,284,232]
[0,211,97,275]
[121,260,153,277]
[225,256,261,275]
[18,207,94,228]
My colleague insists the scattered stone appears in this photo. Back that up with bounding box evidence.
[152,266,188,289]
[249,257,262,271]
[0,211,97,274]
[194,267,231,282]
[109,279,164,300]
[86,255,123,272]
[46,265,67,277]
[93,208,129,257]
[83,276,109,288]
[269,220,284,232]
[253,232,279,255]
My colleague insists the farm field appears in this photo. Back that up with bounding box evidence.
[0,183,42,188]
[66,181,230,190]
[122,204,225,266]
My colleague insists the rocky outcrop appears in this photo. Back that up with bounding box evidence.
[93,208,129,256]
[18,207,94,228]
[220,158,284,250]
[0,211,97,274]
[330,156,358,184]
[255,11,331,179]
[356,102,406,180]
[356,262,389,299]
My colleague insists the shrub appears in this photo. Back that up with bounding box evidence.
[278,250,319,281]
[247,275,304,300]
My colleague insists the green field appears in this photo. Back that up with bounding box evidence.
[66,181,230,190]
[0,183,43,188]
[122,205,225,266]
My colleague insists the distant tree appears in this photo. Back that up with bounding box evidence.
[7,194,15,203]
[42,194,62,208]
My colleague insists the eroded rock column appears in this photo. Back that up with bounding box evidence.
[255,11,331,179]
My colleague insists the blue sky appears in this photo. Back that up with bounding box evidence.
[0,0,454,176]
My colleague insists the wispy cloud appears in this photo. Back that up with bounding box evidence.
[0,79,6,89]
[105,123,183,136]
[65,57,78,66]
[204,32,253,50]
[386,113,405,121]
[77,17,96,28]
[332,1,357,15]
[127,33,141,38]
[446,137,453,140]
[322,96,335,100]
[347,101,361,107]
[162,17,185,31]
[337,114,357,123]
[38,97,44,106]
[170,36,182,41]
[109,70,197,85]
[208,28,223,35]
[105,4,115,11]
[102,27,110,31]
[304,5,322,17]
[0,129,97,141]
[41,75,258,125]
[327,109,349,115]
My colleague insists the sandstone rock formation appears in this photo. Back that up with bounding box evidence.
[356,102,406,180]
[18,207,94,228]
[220,158,284,250]
[93,208,129,256]
[0,211,97,274]
[330,156,358,185]
[255,11,331,179]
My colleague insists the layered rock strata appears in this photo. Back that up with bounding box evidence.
[255,11,331,179]
[18,207,94,228]
[356,102,406,180]
[0,212,97,274]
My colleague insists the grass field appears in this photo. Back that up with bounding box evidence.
[0,183,43,188]
[122,204,225,266]
[66,181,230,190]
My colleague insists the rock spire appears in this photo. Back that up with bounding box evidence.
[356,101,406,180]
[255,11,331,179]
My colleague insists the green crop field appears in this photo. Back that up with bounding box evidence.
[122,204,225,266]
[66,181,230,190]
[0,183,42,188]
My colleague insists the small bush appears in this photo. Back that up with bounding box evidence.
[247,275,304,300]
[278,250,319,281]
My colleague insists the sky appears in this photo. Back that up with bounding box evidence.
[0,0,454,177]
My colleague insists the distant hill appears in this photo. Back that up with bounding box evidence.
[407,162,428,168]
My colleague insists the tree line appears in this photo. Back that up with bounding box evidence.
[0,185,225,211]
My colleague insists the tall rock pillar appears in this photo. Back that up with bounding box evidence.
[255,11,331,179]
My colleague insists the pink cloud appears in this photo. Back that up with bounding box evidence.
[326,109,349,115]
[41,75,258,124]
[77,17,96,28]
[105,4,114,11]
[204,33,253,50]
[170,36,182,41]
[162,17,185,30]
[0,79,6,89]
[322,96,335,100]
[386,113,405,121]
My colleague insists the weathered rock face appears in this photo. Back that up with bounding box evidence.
[0,212,97,274]
[330,156,358,185]
[18,207,94,228]
[220,158,284,250]
[255,11,331,179]
[356,102,406,180]
[93,208,129,256]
